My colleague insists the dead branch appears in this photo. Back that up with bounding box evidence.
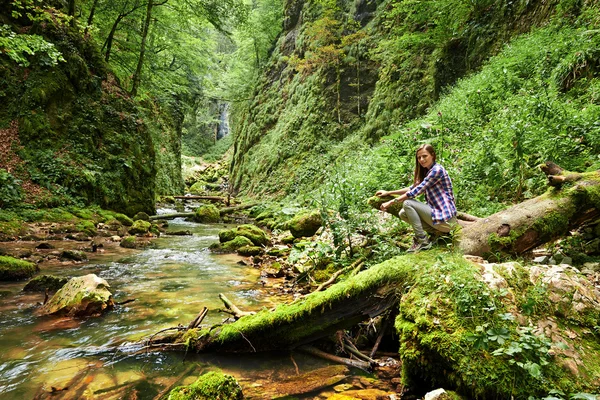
[219,293,255,319]
[298,345,371,371]
[174,196,228,203]
[187,307,208,330]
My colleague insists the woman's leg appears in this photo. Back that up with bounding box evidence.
[400,200,457,236]
[399,199,432,239]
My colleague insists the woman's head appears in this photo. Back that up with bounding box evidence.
[413,144,436,185]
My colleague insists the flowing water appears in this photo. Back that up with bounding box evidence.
[0,216,336,399]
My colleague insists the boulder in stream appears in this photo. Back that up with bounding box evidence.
[0,255,39,281]
[38,274,114,317]
[168,371,243,400]
[284,210,322,238]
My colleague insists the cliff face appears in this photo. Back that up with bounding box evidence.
[229,0,587,197]
[0,2,182,214]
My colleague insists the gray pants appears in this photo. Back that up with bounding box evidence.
[399,199,456,238]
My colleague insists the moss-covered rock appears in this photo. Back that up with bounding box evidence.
[23,275,68,292]
[219,228,237,243]
[222,236,254,252]
[75,220,97,237]
[0,256,39,281]
[129,220,151,235]
[194,205,220,223]
[237,245,263,256]
[114,213,134,227]
[59,250,87,262]
[120,236,138,248]
[133,212,150,221]
[168,371,243,400]
[189,181,208,195]
[285,211,323,238]
[236,224,270,246]
[38,274,114,317]
[267,247,291,257]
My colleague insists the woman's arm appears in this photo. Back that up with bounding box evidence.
[380,192,409,211]
[376,187,410,197]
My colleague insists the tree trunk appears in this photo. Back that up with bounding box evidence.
[103,15,124,62]
[152,263,403,352]
[85,0,99,34]
[131,0,154,97]
[457,167,600,256]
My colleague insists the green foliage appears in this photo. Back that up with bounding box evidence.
[0,24,65,67]
[0,169,23,208]
[168,371,243,400]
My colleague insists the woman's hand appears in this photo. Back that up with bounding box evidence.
[380,200,394,211]
[376,190,388,197]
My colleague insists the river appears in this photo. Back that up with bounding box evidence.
[0,216,341,399]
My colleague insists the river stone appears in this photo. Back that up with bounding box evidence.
[237,245,263,257]
[23,275,68,292]
[285,210,323,238]
[222,236,253,252]
[194,205,220,223]
[129,220,151,235]
[59,250,88,262]
[168,371,243,400]
[0,255,39,281]
[38,274,114,317]
[236,224,270,246]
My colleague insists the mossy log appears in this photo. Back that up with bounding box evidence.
[149,203,259,220]
[147,251,600,398]
[458,165,600,256]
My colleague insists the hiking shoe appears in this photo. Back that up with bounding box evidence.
[407,236,432,253]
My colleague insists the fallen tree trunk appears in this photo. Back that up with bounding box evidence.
[149,203,259,220]
[150,256,408,353]
[174,195,229,204]
[458,165,600,256]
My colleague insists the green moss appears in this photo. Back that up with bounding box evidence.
[0,256,39,281]
[222,236,253,252]
[189,181,208,195]
[193,205,220,223]
[23,275,68,292]
[218,228,237,243]
[114,213,134,227]
[129,220,151,235]
[76,220,97,237]
[168,371,243,400]
[236,224,270,246]
[237,245,263,256]
[120,236,137,249]
[285,210,323,238]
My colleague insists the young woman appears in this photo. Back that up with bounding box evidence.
[377,144,457,252]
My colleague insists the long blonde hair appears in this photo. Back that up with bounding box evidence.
[413,144,437,186]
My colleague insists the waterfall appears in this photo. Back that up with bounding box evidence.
[216,103,230,140]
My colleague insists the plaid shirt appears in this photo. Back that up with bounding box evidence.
[406,163,457,224]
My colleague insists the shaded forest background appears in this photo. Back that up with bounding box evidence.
[0,0,599,222]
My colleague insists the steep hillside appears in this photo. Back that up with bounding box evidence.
[0,2,183,215]
[230,0,600,208]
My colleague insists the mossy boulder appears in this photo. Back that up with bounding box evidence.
[76,220,97,237]
[23,275,68,292]
[133,212,150,221]
[189,181,208,195]
[237,246,263,256]
[120,236,138,249]
[129,220,151,235]
[194,205,221,223]
[105,219,123,230]
[236,224,270,246]
[222,236,254,252]
[168,371,243,400]
[219,228,237,243]
[59,250,88,262]
[114,213,134,227]
[38,274,114,317]
[285,211,323,238]
[0,256,39,281]
[267,247,291,257]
